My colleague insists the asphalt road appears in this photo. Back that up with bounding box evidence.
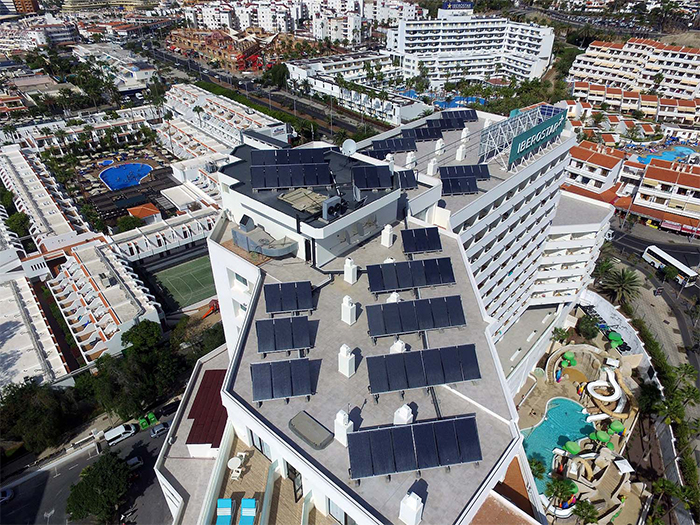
[612,229,700,269]
[1,420,171,525]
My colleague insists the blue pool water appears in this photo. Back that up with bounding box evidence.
[100,163,153,191]
[522,398,595,494]
[637,146,696,165]
[100,159,114,167]
[399,90,486,107]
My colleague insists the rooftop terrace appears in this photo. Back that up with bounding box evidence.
[223,220,517,525]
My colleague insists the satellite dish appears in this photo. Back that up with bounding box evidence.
[341,139,357,156]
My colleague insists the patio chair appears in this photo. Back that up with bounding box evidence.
[238,498,256,525]
[230,467,242,481]
[216,498,235,525]
[236,451,248,464]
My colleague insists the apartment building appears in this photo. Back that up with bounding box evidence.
[287,51,402,86]
[565,140,626,193]
[569,38,700,101]
[570,82,700,126]
[164,83,291,148]
[363,0,423,25]
[387,11,554,88]
[73,44,157,93]
[155,105,613,525]
[0,0,38,14]
[62,0,156,11]
[312,11,363,43]
[184,0,299,33]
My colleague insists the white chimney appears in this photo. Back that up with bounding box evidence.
[390,338,406,353]
[338,343,356,378]
[435,138,445,156]
[427,158,438,176]
[461,126,470,141]
[483,118,491,129]
[399,493,424,525]
[393,404,414,425]
[334,410,353,447]
[344,257,358,284]
[383,257,395,264]
[386,292,401,303]
[456,144,466,162]
[341,295,357,325]
[406,151,417,168]
[387,154,395,173]
[381,224,394,248]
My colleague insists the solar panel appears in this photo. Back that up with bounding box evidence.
[401,227,442,254]
[255,316,312,354]
[250,164,332,190]
[442,178,478,196]
[347,415,482,479]
[366,296,466,339]
[371,138,417,153]
[250,358,313,402]
[367,258,455,294]
[444,109,477,122]
[397,170,417,189]
[365,148,390,160]
[402,127,442,141]
[353,165,393,190]
[264,281,314,314]
[251,149,326,165]
[367,345,481,395]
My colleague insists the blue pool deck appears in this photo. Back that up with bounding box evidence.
[521,397,595,494]
[99,162,153,191]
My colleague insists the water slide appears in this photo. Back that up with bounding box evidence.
[586,368,622,403]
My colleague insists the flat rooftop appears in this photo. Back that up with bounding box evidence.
[223,221,516,525]
[552,192,612,227]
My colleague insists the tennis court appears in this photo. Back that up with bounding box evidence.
[154,256,216,308]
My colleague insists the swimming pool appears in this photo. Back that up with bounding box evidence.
[522,398,595,494]
[399,90,486,107]
[99,162,153,191]
[637,146,696,165]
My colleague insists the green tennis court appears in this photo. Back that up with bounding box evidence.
[154,256,216,308]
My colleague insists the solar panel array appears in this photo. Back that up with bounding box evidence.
[251,149,326,165]
[439,165,490,181]
[367,344,481,395]
[264,281,314,315]
[250,358,313,402]
[256,316,312,354]
[366,296,466,339]
[347,415,482,479]
[402,127,442,141]
[444,109,478,122]
[352,165,393,190]
[371,138,417,153]
[442,178,478,195]
[366,257,455,294]
[425,118,466,131]
[365,149,390,160]
[250,164,332,190]
[397,170,417,189]
[401,227,442,254]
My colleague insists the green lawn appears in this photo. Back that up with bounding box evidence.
[154,256,216,308]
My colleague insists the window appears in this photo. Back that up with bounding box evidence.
[329,501,357,525]
[235,273,248,288]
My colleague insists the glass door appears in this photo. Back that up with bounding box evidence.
[250,430,272,460]
[286,463,303,502]
[328,500,357,525]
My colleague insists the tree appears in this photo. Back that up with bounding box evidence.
[529,458,547,480]
[66,452,129,522]
[661,265,679,283]
[192,105,204,128]
[551,327,570,345]
[653,395,684,425]
[600,268,641,304]
[544,478,574,515]
[122,320,162,350]
[680,385,700,408]
[116,215,143,233]
[592,258,613,284]
[201,322,225,352]
[591,112,605,127]
[333,129,349,146]
[572,499,599,524]
[673,363,698,390]
[576,315,599,341]
[5,212,31,237]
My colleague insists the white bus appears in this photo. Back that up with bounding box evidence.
[642,245,698,287]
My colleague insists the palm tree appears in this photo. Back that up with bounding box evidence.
[528,458,546,480]
[600,268,641,304]
[333,129,349,147]
[572,499,598,524]
[680,385,700,408]
[673,363,698,389]
[592,259,613,284]
[544,478,574,516]
[653,395,684,425]
[551,327,570,345]
[192,105,204,128]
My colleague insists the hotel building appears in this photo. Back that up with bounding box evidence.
[568,39,700,101]
[387,11,554,88]
[155,104,613,525]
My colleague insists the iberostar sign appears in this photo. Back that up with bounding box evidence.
[508,111,566,168]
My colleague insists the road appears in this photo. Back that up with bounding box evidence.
[612,230,700,269]
[2,420,171,525]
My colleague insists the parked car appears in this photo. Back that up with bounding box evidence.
[150,422,170,438]
[126,456,144,471]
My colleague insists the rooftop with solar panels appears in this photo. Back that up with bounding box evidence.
[359,105,572,212]
[225,221,518,525]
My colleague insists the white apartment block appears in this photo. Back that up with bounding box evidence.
[568,38,700,101]
[184,0,299,33]
[155,105,612,525]
[45,240,160,364]
[363,0,423,25]
[387,12,554,89]
[635,162,700,226]
[0,203,25,274]
[0,20,77,51]
[165,83,291,149]
[312,11,362,43]
[287,51,401,85]
[73,43,157,93]
[564,140,626,193]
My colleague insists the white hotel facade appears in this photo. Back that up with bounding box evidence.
[387,9,554,89]
[156,104,612,525]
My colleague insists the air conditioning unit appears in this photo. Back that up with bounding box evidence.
[322,195,342,221]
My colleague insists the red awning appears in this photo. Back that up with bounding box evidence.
[681,224,699,234]
[661,220,682,231]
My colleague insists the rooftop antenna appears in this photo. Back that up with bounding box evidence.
[341,138,357,156]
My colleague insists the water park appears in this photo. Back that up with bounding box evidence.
[518,295,653,523]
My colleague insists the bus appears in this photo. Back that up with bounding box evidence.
[642,245,698,288]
